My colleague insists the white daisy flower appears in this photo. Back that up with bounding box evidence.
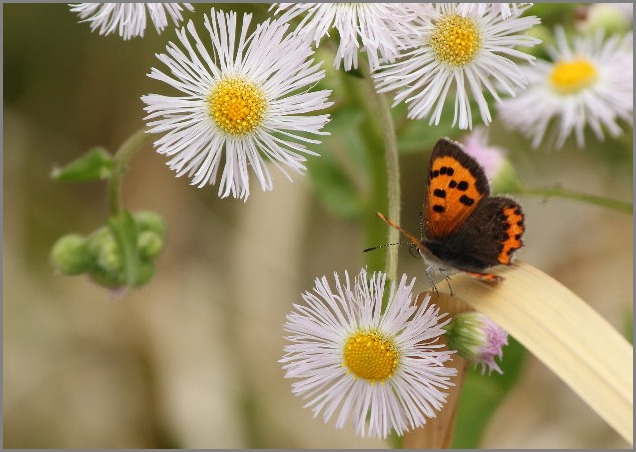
[141,9,333,201]
[281,268,456,439]
[497,27,633,149]
[270,3,431,71]
[457,3,533,20]
[373,3,541,130]
[69,3,194,40]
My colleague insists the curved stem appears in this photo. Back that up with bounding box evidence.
[108,128,152,216]
[342,61,401,284]
[362,72,400,285]
[510,185,632,214]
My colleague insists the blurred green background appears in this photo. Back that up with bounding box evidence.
[4,3,632,448]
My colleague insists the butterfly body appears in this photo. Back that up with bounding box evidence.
[377,138,525,283]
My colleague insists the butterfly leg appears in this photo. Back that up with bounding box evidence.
[423,265,439,297]
[443,275,454,297]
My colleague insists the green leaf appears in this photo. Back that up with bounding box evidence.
[51,146,113,182]
[108,211,141,287]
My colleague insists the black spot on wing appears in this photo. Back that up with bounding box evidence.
[429,138,490,196]
[459,195,474,206]
[433,189,446,199]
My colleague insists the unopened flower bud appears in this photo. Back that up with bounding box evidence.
[133,211,167,238]
[133,261,156,288]
[87,230,126,289]
[137,230,165,259]
[50,234,92,275]
[445,312,509,375]
[86,226,110,256]
[89,264,127,289]
[95,235,122,273]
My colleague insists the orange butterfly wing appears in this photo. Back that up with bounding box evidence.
[422,138,490,240]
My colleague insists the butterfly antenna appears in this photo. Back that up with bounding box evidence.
[363,242,412,253]
[418,210,425,241]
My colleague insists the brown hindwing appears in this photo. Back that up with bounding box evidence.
[423,196,524,272]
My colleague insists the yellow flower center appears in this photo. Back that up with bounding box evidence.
[207,77,267,135]
[549,59,598,94]
[343,330,399,383]
[430,14,482,67]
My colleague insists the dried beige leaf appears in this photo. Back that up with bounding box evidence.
[405,261,633,447]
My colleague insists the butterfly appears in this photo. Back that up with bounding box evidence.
[376,137,524,284]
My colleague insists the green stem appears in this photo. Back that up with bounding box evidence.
[108,128,152,216]
[341,62,400,282]
[362,70,400,285]
[511,185,632,214]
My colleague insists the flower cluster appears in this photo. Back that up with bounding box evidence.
[58,2,634,444]
[70,3,633,162]
[50,211,166,291]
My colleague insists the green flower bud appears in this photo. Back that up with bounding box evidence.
[56,213,166,291]
[50,234,92,275]
[88,245,155,290]
[89,264,127,289]
[95,234,122,273]
[137,230,165,259]
[83,227,126,288]
[86,226,110,256]
[132,261,155,288]
[445,312,508,375]
[133,211,167,238]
